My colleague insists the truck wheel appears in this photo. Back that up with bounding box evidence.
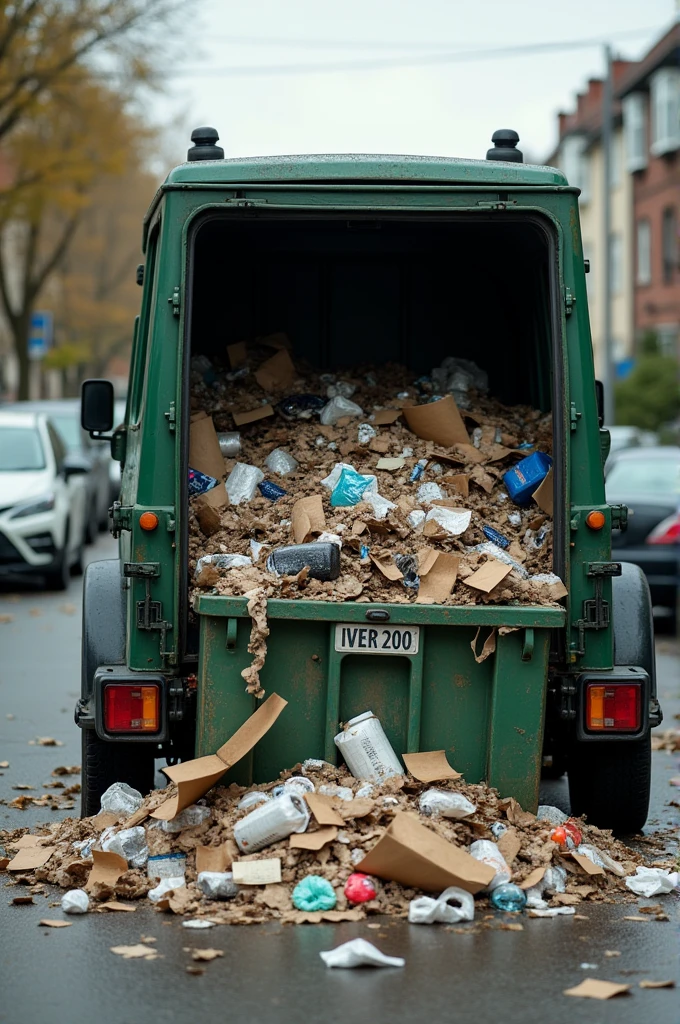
[567,735,651,834]
[81,729,156,817]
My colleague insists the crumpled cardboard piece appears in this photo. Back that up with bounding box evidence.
[86,850,128,891]
[240,588,269,698]
[196,844,234,874]
[372,409,402,425]
[464,558,512,594]
[571,853,606,877]
[497,827,521,865]
[289,827,338,850]
[402,751,461,783]
[370,555,403,581]
[470,626,497,663]
[7,845,56,872]
[227,341,248,368]
[189,414,226,481]
[305,793,345,827]
[292,495,326,544]
[403,396,469,448]
[356,812,494,893]
[150,693,288,820]
[532,467,553,516]
[254,349,296,391]
[563,979,631,1000]
[232,404,275,427]
[416,552,459,604]
[519,866,546,889]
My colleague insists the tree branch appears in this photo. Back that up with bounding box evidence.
[30,212,82,299]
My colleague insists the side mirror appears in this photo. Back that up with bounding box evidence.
[595,380,605,427]
[63,452,91,479]
[81,379,114,436]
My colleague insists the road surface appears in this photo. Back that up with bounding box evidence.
[1,534,678,1024]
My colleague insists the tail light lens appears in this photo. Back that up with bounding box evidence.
[104,683,160,733]
[585,682,641,732]
[646,513,680,545]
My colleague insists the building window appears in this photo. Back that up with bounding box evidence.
[609,233,622,295]
[650,67,680,156]
[636,219,651,285]
[623,93,648,171]
[656,323,678,356]
[662,207,677,284]
[559,134,590,201]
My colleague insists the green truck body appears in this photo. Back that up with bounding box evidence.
[77,137,661,831]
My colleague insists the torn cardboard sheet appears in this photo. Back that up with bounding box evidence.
[232,404,275,428]
[289,827,338,850]
[376,457,405,471]
[403,396,469,448]
[571,853,606,877]
[305,793,345,827]
[464,558,513,594]
[240,588,269,698]
[519,866,546,890]
[416,552,459,604]
[372,409,403,425]
[227,341,248,368]
[86,850,128,890]
[196,845,233,874]
[563,980,631,1000]
[447,474,470,498]
[195,484,228,513]
[402,750,461,784]
[470,627,497,663]
[9,834,47,849]
[232,859,282,885]
[532,467,553,516]
[370,555,403,582]
[497,828,522,865]
[151,693,288,820]
[189,415,226,481]
[292,495,326,545]
[254,349,296,392]
[7,845,56,872]
[99,901,137,912]
[357,812,494,893]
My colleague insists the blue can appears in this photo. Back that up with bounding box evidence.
[482,525,510,549]
[258,480,287,501]
[188,467,218,496]
[502,452,552,506]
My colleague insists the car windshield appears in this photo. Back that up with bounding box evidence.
[0,426,46,471]
[606,457,680,496]
[50,414,81,451]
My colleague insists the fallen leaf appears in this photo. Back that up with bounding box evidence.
[6,714,15,720]
[498,922,523,931]
[564,979,631,1000]
[186,966,205,976]
[11,896,34,905]
[52,766,80,776]
[12,784,35,791]
[604,950,621,957]
[639,980,675,989]
[99,901,137,913]
[139,935,157,943]
[28,608,42,617]
[0,761,9,768]
[34,737,64,747]
[0,614,14,623]
[110,944,158,960]
[622,916,649,922]
[189,948,224,962]
[58,604,77,615]
[38,920,72,928]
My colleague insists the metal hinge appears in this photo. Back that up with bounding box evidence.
[476,200,518,210]
[565,287,575,315]
[168,285,181,317]
[558,679,577,720]
[571,562,622,657]
[123,562,174,665]
[109,501,132,539]
[164,401,176,433]
[609,504,628,532]
[570,402,581,432]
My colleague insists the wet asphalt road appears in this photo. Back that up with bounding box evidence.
[0,534,678,1024]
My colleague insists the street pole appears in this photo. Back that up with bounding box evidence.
[602,43,615,426]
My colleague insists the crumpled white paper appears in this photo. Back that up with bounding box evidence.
[319,938,405,969]
[528,906,576,918]
[624,866,680,897]
[408,886,475,925]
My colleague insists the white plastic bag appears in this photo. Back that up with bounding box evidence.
[425,506,471,536]
[320,938,404,969]
[469,839,510,891]
[265,448,298,476]
[61,889,89,914]
[148,877,186,903]
[408,887,475,925]
[536,804,568,825]
[197,871,239,900]
[225,463,264,504]
[101,826,148,869]
[195,553,251,578]
[100,782,142,817]
[320,396,364,425]
[624,866,680,897]
[419,789,476,819]
[417,482,444,504]
[160,804,211,833]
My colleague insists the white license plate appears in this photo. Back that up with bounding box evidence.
[334,623,420,655]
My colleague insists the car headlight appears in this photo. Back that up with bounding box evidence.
[9,494,56,519]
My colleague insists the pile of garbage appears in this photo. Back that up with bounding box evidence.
[188,335,562,608]
[3,704,675,927]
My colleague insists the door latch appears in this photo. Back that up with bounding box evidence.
[571,562,622,657]
[168,285,181,317]
[109,501,132,538]
[123,563,174,664]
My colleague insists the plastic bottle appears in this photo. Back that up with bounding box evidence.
[410,458,428,483]
[490,883,528,912]
[334,711,403,781]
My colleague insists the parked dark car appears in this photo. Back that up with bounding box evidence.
[7,400,111,543]
[606,446,680,627]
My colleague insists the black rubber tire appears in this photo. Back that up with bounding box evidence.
[45,535,70,591]
[568,735,652,834]
[85,500,97,545]
[81,729,156,817]
[71,535,85,577]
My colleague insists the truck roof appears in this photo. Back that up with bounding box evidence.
[164,153,567,187]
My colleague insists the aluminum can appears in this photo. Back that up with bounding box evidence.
[234,792,310,853]
[334,711,403,781]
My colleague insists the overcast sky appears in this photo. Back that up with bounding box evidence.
[160,0,676,166]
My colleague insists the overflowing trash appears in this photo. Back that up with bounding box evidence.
[187,338,560,609]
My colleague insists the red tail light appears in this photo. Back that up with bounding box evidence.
[104,684,160,733]
[585,682,641,732]
[646,513,680,545]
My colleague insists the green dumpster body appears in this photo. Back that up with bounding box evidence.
[196,596,565,810]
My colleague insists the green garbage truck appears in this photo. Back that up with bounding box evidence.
[77,127,662,833]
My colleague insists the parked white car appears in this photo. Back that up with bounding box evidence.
[0,410,89,589]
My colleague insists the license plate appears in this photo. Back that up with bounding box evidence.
[334,623,420,655]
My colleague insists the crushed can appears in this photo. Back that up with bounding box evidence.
[234,792,310,853]
[334,711,403,781]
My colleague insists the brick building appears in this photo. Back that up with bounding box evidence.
[618,23,680,357]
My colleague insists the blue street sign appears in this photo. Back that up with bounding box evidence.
[28,311,53,361]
